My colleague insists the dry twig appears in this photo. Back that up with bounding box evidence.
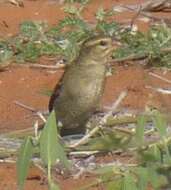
[27,63,65,70]
[142,0,171,12]
[149,72,171,84]
[14,100,47,123]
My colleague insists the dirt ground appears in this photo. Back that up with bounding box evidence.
[1,0,171,189]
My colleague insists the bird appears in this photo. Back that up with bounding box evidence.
[49,36,115,136]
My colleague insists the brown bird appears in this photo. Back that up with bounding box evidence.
[49,36,114,136]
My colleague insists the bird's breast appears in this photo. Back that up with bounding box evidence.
[58,64,106,111]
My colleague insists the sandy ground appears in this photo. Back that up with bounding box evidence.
[0,0,171,189]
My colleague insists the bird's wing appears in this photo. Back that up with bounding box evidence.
[48,72,65,112]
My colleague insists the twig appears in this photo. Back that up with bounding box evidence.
[14,100,36,112]
[122,4,169,22]
[27,63,65,70]
[3,127,35,138]
[100,91,128,125]
[146,85,171,94]
[141,0,171,12]
[7,0,24,7]
[149,72,171,84]
[112,54,147,63]
[0,158,16,163]
[36,112,47,123]
[130,5,142,30]
[69,150,100,156]
[69,126,100,148]
[14,100,47,123]
[104,126,134,135]
[70,91,128,148]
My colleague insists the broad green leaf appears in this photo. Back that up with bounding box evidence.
[40,111,70,168]
[148,167,167,189]
[49,181,60,190]
[17,136,34,190]
[135,167,148,190]
[121,175,137,190]
[140,145,162,162]
[135,115,146,146]
[162,145,171,164]
[153,111,167,137]
[106,179,122,190]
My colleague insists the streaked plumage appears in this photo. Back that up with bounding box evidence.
[49,36,114,136]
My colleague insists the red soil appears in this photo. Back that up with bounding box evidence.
[0,0,171,189]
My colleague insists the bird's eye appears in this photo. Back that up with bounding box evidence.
[99,41,108,46]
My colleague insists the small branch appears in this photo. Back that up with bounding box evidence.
[36,112,47,123]
[141,0,171,12]
[69,150,99,157]
[7,0,24,7]
[14,100,36,112]
[130,5,142,30]
[112,54,148,63]
[14,100,47,123]
[27,63,65,70]
[146,85,171,94]
[3,128,36,139]
[149,72,171,84]
[122,4,170,22]
[69,126,100,148]
[100,91,128,125]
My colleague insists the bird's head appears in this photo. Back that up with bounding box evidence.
[84,36,115,58]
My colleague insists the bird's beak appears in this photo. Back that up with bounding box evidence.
[107,40,121,55]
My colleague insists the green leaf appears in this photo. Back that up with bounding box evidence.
[40,42,62,55]
[0,41,13,63]
[95,7,114,21]
[121,175,137,190]
[57,17,88,31]
[40,110,59,165]
[162,143,171,164]
[140,145,162,162]
[40,111,70,168]
[49,181,60,190]
[22,42,41,62]
[96,21,119,36]
[106,179,122,190]
[135,115,146,146]
[135,167,148,190]
[17,136,34,190]
[20,21,47,40]
[148,167,167,189]
[153,111,167,137]
[63,5,81,17]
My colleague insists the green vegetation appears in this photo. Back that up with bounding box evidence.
[8,1,171,190]
[1,1,171,67]
[17,111,69,190]
[17,108,171,189]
